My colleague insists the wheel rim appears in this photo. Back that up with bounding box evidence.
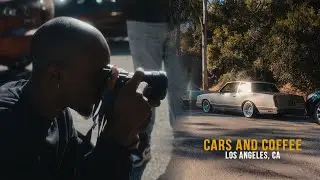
[243,102,254,117]
[316,105,320,121]
[203,100,210,112]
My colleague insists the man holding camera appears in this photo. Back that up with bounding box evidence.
[0,17,158,179]
[119,0,188,179]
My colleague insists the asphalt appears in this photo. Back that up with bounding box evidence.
[159,112,320,180]
[0,41,319,180]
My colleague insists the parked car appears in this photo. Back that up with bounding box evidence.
[0,0,54,69]
[306,90,320,124]
[54,0,126,38]
[196,81,306,118]
[181,84,210,109]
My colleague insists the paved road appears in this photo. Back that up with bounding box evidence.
[159,111,320,180]
[1,41,320,180]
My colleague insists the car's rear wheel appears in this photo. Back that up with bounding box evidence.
[242,101,257,118]
[312,101,320,125]
[202,99,212,113]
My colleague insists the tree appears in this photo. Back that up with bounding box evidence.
[263,4,320,92]
[180,0,320,93]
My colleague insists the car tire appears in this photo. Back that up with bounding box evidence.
[312,101,320,125]
[242,101,258,118]
[202,99,212,113]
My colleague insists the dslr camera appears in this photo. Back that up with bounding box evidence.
[102,64,168,101]
[85,65,168,143]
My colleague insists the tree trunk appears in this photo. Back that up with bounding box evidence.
[176,21,181,56]
[202,0,208,90]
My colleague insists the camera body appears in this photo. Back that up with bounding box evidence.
[103,65,168,101]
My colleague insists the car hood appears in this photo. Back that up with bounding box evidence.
[198,92,214,96]
[0,0,40,7]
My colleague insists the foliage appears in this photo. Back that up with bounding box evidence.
[180,0,320,93]
[263,4,320,92]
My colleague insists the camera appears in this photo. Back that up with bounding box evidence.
[87,65,168,144]
[102,65,168,101]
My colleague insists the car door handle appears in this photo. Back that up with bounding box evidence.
[232,95,236,97]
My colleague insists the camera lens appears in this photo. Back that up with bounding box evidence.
[143,71,168,101]
[103,65,168,101]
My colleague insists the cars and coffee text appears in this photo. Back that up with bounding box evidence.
[203,139,302,160]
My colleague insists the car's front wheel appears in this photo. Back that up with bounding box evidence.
[202,99,212,113]
[242,101,258,118]
[312,101,320,125]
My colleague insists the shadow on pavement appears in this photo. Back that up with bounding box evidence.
[187,110,312,124]
[156,113,320,180]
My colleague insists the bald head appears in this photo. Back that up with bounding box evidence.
[30,17,110,75]
[28,17,112,117]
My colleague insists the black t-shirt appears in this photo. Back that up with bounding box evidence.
[0,80,131,179]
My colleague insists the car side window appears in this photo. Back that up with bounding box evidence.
[238,82,251,93]
[220,83,239,93]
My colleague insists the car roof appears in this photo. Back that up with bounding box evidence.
[226,81,276,85]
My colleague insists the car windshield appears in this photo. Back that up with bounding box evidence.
[251,83,280,93]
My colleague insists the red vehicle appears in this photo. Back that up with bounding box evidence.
[0,0,54,69]
[54,0,127,38]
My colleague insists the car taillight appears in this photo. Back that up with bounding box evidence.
[273,96,278,107]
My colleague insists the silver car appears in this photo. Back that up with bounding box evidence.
[196,81,306,118]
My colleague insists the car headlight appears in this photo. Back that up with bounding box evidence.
[2,7,17,16]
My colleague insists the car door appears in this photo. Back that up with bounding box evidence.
[217,82,240,111]
[236,82,251,111]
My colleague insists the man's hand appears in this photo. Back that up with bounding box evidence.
[102,68,155,147]
[105,65,119,92]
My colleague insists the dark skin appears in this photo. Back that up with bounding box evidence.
[25,17,160,147]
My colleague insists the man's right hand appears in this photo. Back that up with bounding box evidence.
[102,68,154,147]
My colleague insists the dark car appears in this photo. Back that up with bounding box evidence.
[306,90,320,124]
[181,84,210,109]
[0,0,54,69]
[54,0,126,38]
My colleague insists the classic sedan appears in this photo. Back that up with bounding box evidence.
[306,90,320,124]
[196,81,306,118]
